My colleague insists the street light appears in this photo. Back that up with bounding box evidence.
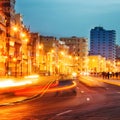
[13,26,18,32]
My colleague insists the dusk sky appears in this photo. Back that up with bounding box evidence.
[15,0,120,45]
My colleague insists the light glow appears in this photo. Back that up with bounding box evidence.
[47,81,77,93]
[15,81,76,96]
[0,79,32,88]
[72,72,77,77]
[24,74,39,79]
[0,75,40,88]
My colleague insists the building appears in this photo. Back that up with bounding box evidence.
[60,36,88,72]
[88,55,106,73]
[0,10,6,75]
[39,36,59,74]
[30,32,41,73]
[115,45,120,72]
[116,45,120,59]
[40,36,57,53]
[0,0,32,76]
[0,0,16,75]
[90,27,116,62]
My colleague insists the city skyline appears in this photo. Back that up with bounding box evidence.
[15,0,120,45]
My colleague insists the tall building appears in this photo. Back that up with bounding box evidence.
[60,36,88,72]
[90,27,116,62]
[116,45,120,59]
[115,45,120,72]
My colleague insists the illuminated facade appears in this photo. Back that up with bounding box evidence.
[0,11,6,75]
[88,55,106,73]
[0,0,32,76]
[115,45,120,72]
[30,32,41,73]
[60,36,88,72]
[0,0,16,75]
[40,36,58,74]
[40,36,57,53]
[116,45,120,59]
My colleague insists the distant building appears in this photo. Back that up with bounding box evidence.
[115,45,120,72]
[30,32,40,72]
[40,36,57,53]
[60,36,88,72]
[90,27,116,62]
[88,55,106,73]
[116,45,120,59]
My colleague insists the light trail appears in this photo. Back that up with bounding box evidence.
[14,79,59,96]
[39,80,57,97]
[47,81,77,93]
[15,81,76,96]
[0,79,32,88]
[0,75,40,88]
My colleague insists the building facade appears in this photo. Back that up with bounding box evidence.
[0,10,6,75]
[60,36,88,72]
[115,45,120,72]
[116,45,120,59]
[39,36,59,74]
[88,55,106,73]
[0,0,32,76]
[90,27,116,62]
[0,0,16,75]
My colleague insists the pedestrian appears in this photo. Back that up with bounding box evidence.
[102,72,105,79]
[115,72,118,78]
[107,72,110,79]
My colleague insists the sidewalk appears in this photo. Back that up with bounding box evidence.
[86,75,120,87]
[79,75,120,87]
[94,76,120,87]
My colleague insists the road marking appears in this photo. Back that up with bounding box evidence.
[77,87,79,89]
[81,90,84,93]
[56,110,73,116]
[86,97,90,101]
[106,88,109,90]
[116,92,120,94]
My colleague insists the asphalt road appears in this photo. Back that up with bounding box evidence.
[1,78,120,120]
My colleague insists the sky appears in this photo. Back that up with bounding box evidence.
[15,0,120,45]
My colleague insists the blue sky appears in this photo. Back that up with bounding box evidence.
[15,0,120,45]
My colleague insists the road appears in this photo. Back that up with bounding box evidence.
[0,76,120,120]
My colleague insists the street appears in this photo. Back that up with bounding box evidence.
[0,76,120,120]
[0,1,120,120]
